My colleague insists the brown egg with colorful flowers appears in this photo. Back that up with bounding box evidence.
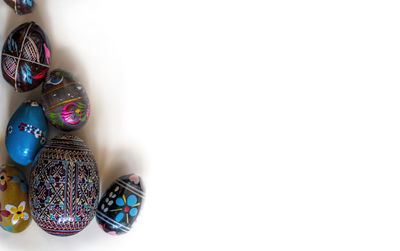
[41,69,90,131]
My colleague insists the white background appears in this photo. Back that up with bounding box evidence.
[0,0,400,250]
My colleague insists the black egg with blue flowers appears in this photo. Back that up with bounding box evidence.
[96,174,144,235]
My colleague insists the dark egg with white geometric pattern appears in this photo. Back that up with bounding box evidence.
[41,69,90,131]
[4,0,35,15]
[29,135,99,236]
[96,174,145,235]
[1,22,51,92]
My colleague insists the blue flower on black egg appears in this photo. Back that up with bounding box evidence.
[112,194,140,224]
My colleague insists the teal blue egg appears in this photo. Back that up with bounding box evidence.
[6,100,48,166]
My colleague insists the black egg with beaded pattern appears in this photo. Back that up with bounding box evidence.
[29,135,99,236]
[1,22,51,92]
[41,69,90,131]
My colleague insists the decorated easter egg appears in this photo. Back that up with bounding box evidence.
[41,70,90,131]
[6,100,48,166]
[3,0,34,15]
[96,174,145,235]
[1,22,51,92]
[29,135,99,236]
[0,164,31,233]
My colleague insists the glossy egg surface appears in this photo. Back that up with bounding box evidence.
[0,164,31,233]
[6,100,48,166]
[29,135,99,236]
[96,174,144,235]
[41,69,90,131]
[1,22,50,92]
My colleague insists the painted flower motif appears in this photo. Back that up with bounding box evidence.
[11,171,27,193]
[5,201,29,225]
[0,203,11,222]
[129,175,140,184]
[101,197,114,213]
[61,102,88,125]
[112,194,140,224]
[101,187,118,213]
[98,223,116,235]
[0,169,11,192]
[0,224,12,232]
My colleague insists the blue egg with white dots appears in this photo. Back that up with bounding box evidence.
[6,100,48,166]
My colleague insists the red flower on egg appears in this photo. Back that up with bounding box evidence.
[98,223,117,235]
[0,202,11,222]
[0,169,12,192]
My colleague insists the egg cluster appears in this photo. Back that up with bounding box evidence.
[0,4,144,237]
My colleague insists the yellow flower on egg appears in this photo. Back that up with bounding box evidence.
[5,201,29,225]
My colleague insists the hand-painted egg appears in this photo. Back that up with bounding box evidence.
[3,0,34,15]
[1,22,51,92]
[6,100,48,166]
[29,135,99,236]
[41,70,90,131]
[0,164,31,233]
[96,174,145,235]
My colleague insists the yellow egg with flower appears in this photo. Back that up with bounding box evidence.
[0,164,31,233]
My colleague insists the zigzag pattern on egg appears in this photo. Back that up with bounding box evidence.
[32,218,90,236]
